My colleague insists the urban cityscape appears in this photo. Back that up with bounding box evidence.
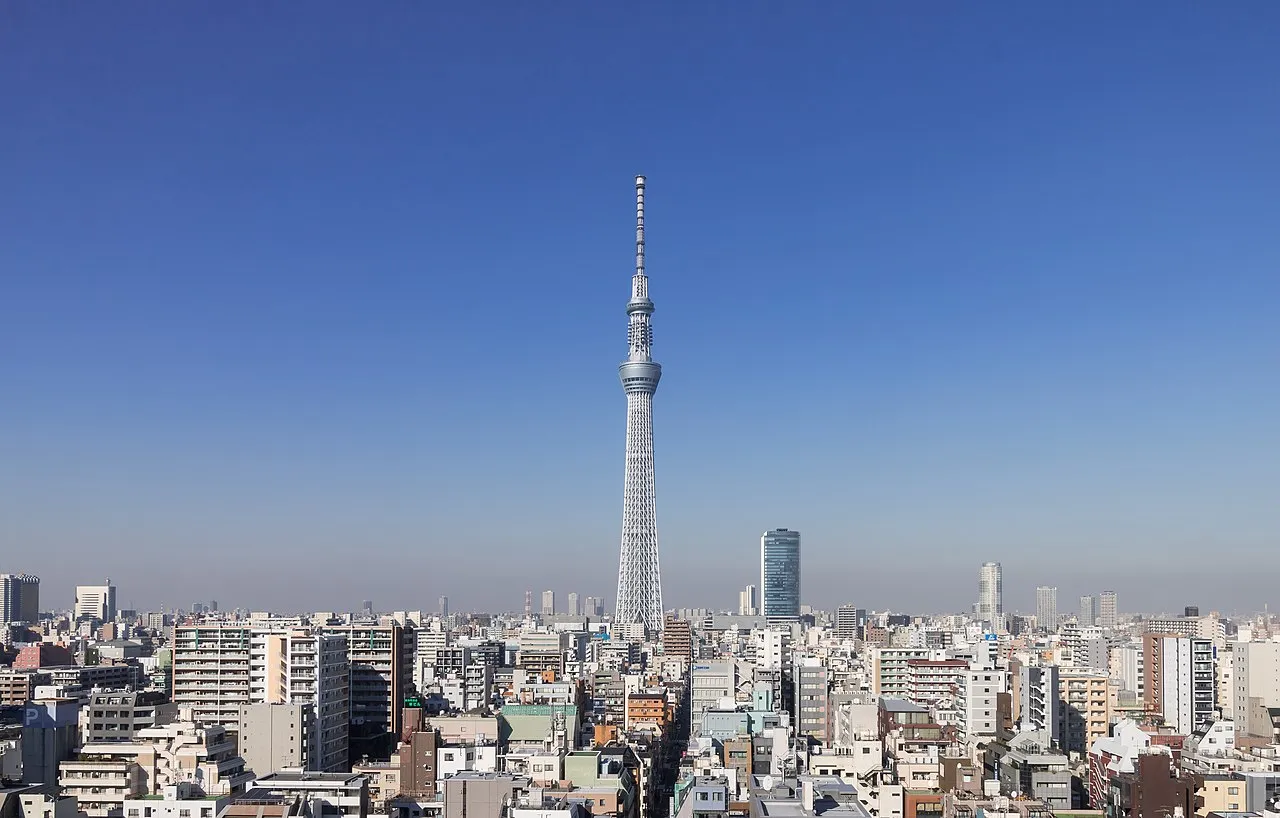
[4,8,1278,818]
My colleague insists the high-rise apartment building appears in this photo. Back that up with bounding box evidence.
[1036,586,1058,632]
[795,659,831,744]
[438,596,449,619]
[1059,667,1111,753]
[252,630,350,772]
[541,591,555,617]
[1079,595,1098,627]
[834,605,859,642]
[1143,633,1216,734]
[75,581,117,622]
[1098,591,1118,628]
[322,622,413,762]
[957,667,1006,742]
[976,562,1003,626]
[1017,664,1062,746]
[567,592,581,617]
[760,529,801,622]
[738,585,758,617]
[661,616,693,664]
[614,175,665,635]
[1232,641,1280,737]
[172,624,253,729]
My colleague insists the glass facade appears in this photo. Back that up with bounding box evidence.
[760,529,801,621]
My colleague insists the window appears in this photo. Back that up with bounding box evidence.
[1229,805,1239,811]
[1228,787,1239,795]
[179,811,190,817]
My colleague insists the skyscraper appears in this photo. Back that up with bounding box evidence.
[567,592,581,617]
[738,584,757,616]
[438,596,449,619]
[1036,586,1058,631]
[541,590,555,617]
[977,562,1002,625]
[0,574,39,624]
[1098,590,1118,628]
[615,175,664,635]
[760,529,801,622]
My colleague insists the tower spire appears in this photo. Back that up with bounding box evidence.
[615,175,664,635]
[634,175,646,284]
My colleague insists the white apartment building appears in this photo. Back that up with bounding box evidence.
[752,628,791,670]
[1232,641,1280,737]
[956,667,1006,743]
[251,630,350,772]
[1018,664,1061,746]
[60,719,250,817]
[1110,643,1144,699]
[1148,635,1216,735]
[171,625,253,729]
[870,647,936,697]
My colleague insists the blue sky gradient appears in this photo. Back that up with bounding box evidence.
[2,4,1278,614]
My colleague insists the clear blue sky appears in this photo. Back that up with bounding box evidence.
[3,4,1278,616]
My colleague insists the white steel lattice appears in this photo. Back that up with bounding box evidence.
[615,175,664,635]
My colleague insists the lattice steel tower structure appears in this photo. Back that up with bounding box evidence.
[615,175,664,634]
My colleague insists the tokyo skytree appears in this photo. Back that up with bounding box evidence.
[614,175,664,634]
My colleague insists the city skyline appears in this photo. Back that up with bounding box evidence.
[3,6,1279,612]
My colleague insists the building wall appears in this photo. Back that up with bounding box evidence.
[1232,642,1280,737]
[238,703,306,777]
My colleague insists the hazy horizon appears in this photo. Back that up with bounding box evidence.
[3,5,1278,616]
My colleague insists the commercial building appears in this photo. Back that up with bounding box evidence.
[760,529,801,623]
[74,582,117,622]
[690,661,735,735]
[541,591,556,617]
[0,574,40,623]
